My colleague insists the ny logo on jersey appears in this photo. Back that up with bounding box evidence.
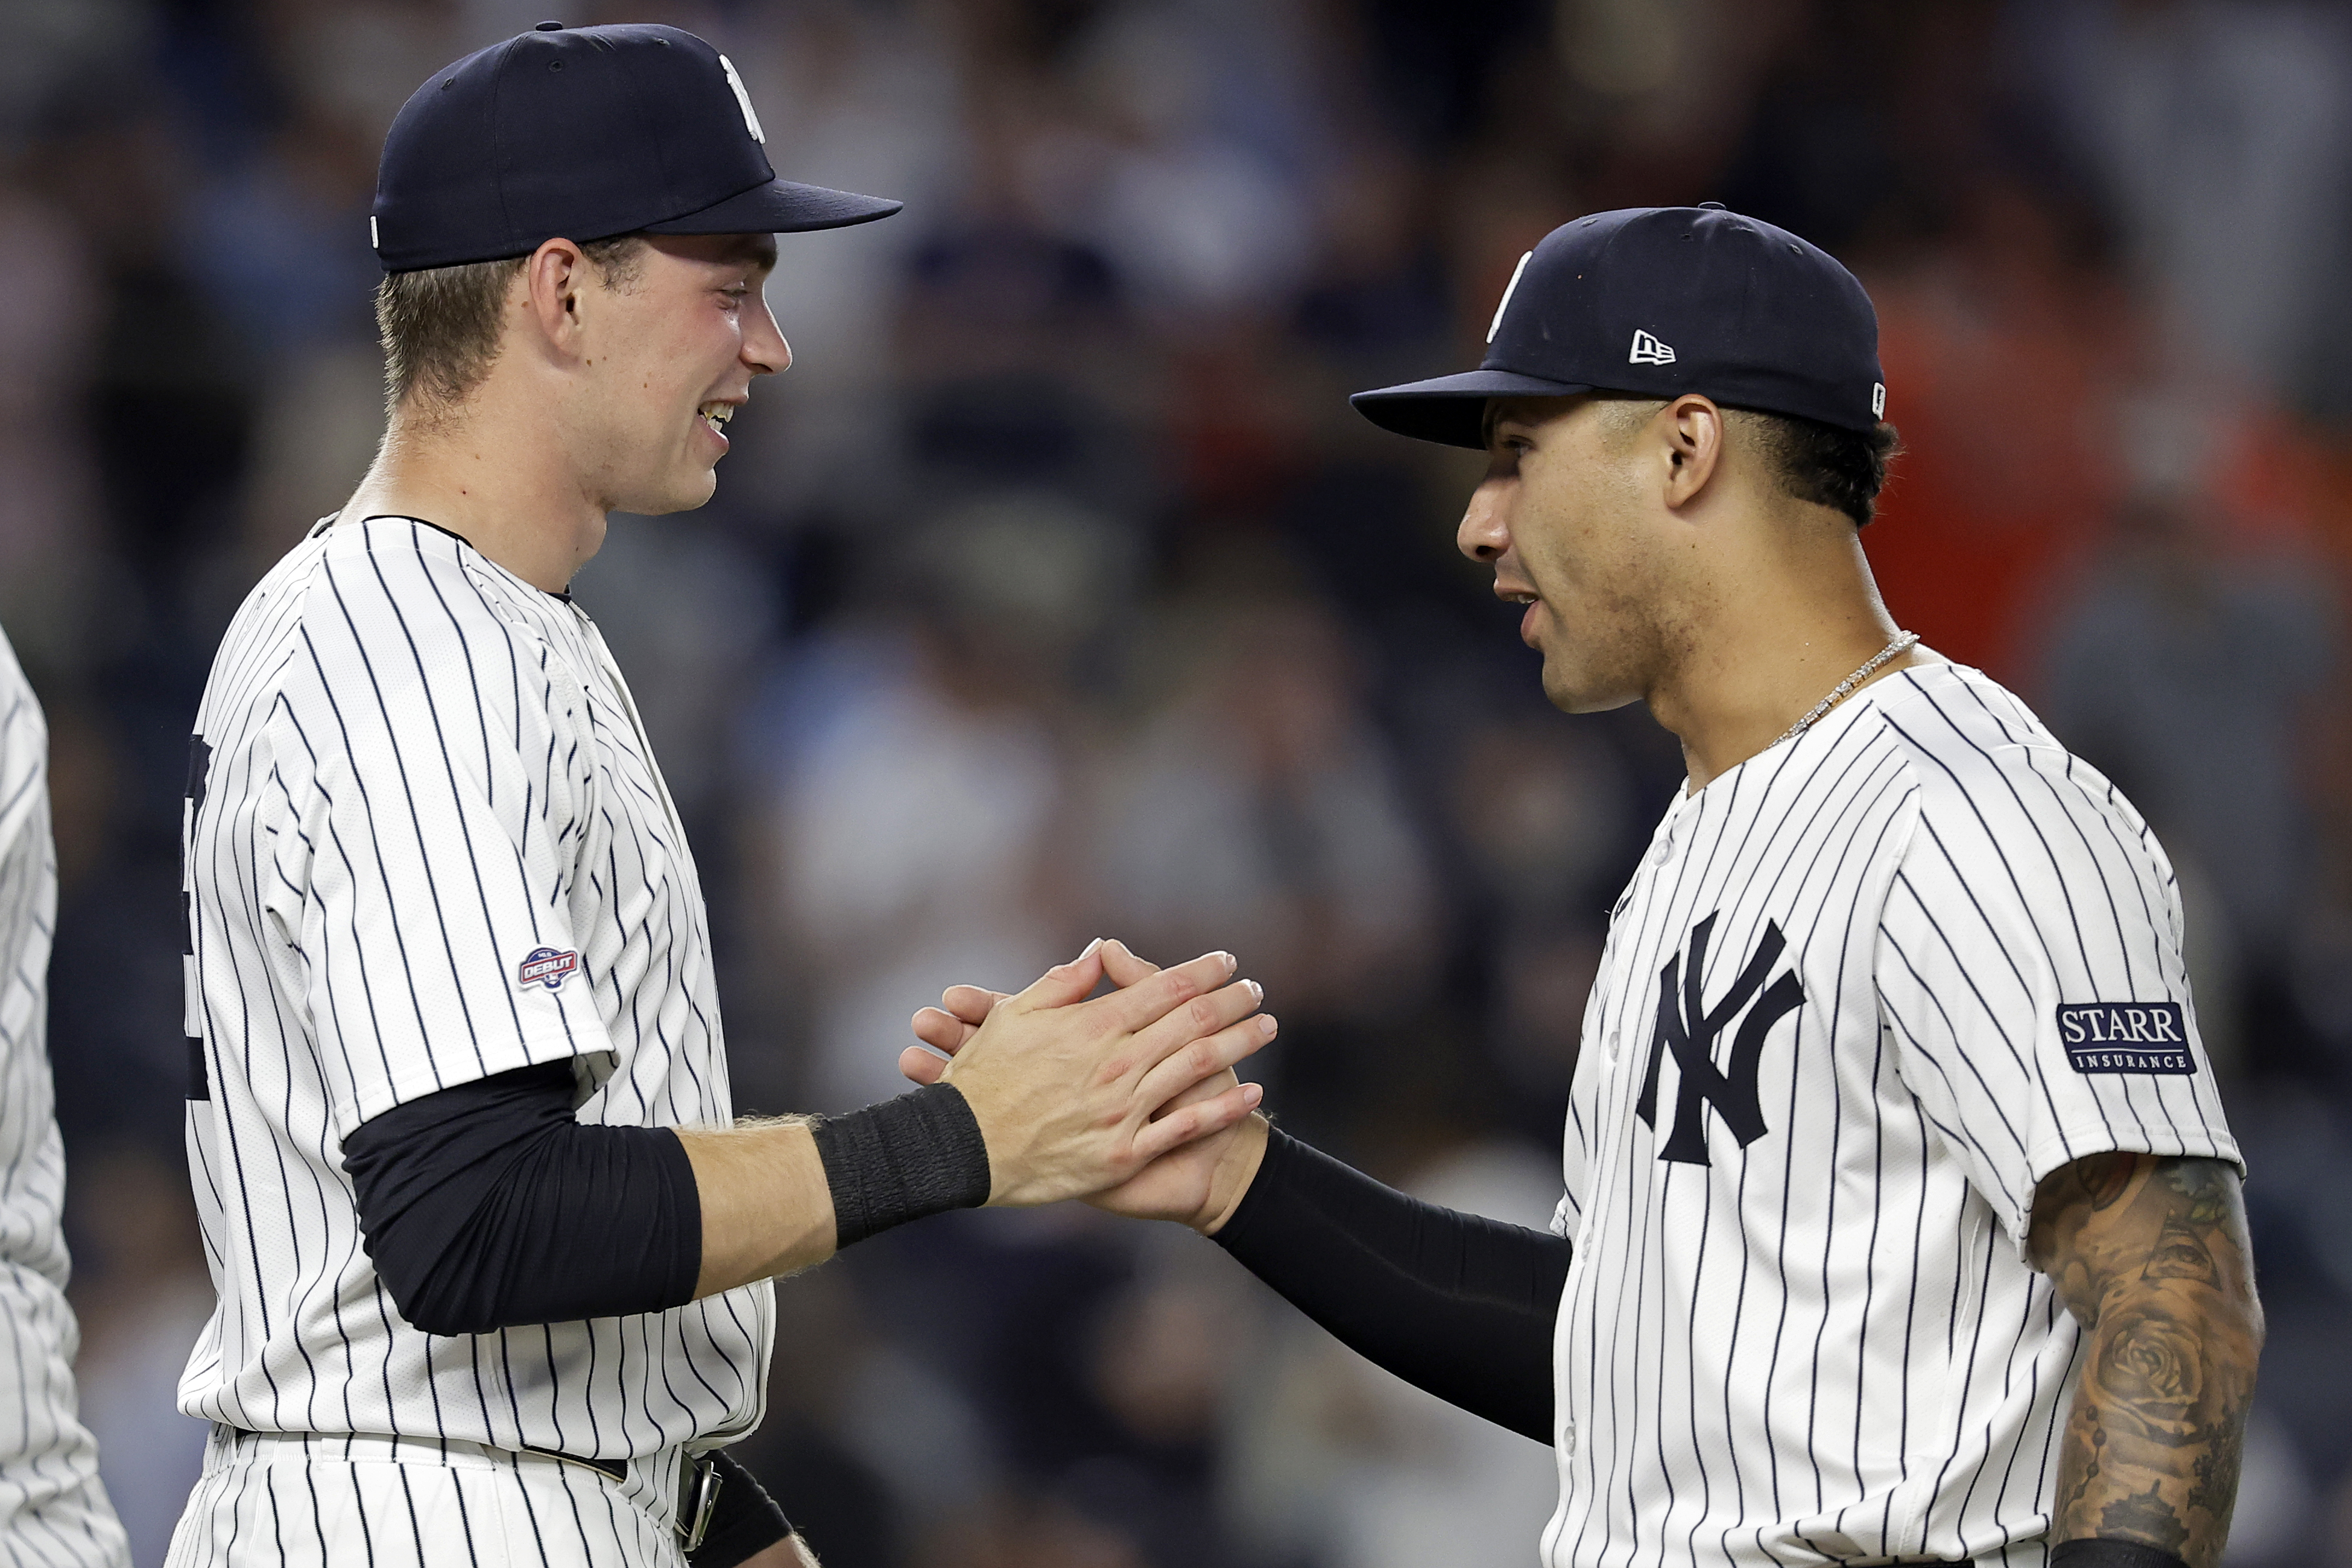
[1635,912,1804,1165]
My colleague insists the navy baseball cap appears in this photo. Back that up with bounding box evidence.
[1351,204,1885,448]
[371,21,902,273]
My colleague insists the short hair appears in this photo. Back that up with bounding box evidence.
[1731,409,1903,528]
[375,235,644,413]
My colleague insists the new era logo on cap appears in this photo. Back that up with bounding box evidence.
[1630,329,1677,366]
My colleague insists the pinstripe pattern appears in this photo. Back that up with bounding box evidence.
[175,519,770,1513]
[163,1429,681,1568]
[1541,661,2237,1568]
[0,625,130,1568]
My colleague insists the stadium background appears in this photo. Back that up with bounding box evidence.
[4,1,2351,1563]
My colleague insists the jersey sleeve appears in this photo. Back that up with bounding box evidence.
[0,650,49,1090]
[1874,738,2240,1254]
[275,551,609,1138]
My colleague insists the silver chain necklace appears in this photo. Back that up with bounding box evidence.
[1773,632,1920,748]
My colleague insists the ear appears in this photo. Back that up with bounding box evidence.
[1655,394,1727,511]
[519,238,593,361]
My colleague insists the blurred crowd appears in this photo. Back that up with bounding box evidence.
[6,0,2352,1564]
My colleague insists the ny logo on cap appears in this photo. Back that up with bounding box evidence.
[719,55,765,144]
[1629,329,1677,366]
[1487,251,1532,345]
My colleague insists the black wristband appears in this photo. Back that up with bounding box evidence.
[811,1083,993,1249]
[686,1451,794,1568]
[2050,1540,2191,1568]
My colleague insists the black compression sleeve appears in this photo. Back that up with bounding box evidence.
[342,1061,702,1336]
[1211,1127,1569,1443]
[688,1451,795,1568]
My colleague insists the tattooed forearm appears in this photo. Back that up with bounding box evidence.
[2029,1154,2262,1568]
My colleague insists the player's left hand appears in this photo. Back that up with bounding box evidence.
[906,941,1269,1233]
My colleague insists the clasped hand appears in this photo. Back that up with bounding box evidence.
[898,939,1272,1210]
[905,940,1271,1230]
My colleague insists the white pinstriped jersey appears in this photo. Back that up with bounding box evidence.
[0,626,129,1568]
[177,516,771,1458]
[1543,660,2238,1568]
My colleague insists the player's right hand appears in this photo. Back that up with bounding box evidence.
[908,941,1272,1230]
[906,941,1274,1208]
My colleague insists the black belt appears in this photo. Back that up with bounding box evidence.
[524,1442,719,1551]
[520,1443,627,1482]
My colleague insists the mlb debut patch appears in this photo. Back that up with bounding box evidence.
[517,946,580,991]
[2056,1002,2194,1074]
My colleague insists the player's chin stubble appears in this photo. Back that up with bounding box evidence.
[1537,597,1664,716]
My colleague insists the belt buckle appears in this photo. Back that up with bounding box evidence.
[678,1455,722,1553]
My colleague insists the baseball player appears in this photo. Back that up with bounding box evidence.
[170,24,1269,1568]
[912,207,2261,1568]
[0,625,130,1568]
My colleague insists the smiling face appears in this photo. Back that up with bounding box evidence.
[557,232,788,516]
[1458,394,1684,714]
